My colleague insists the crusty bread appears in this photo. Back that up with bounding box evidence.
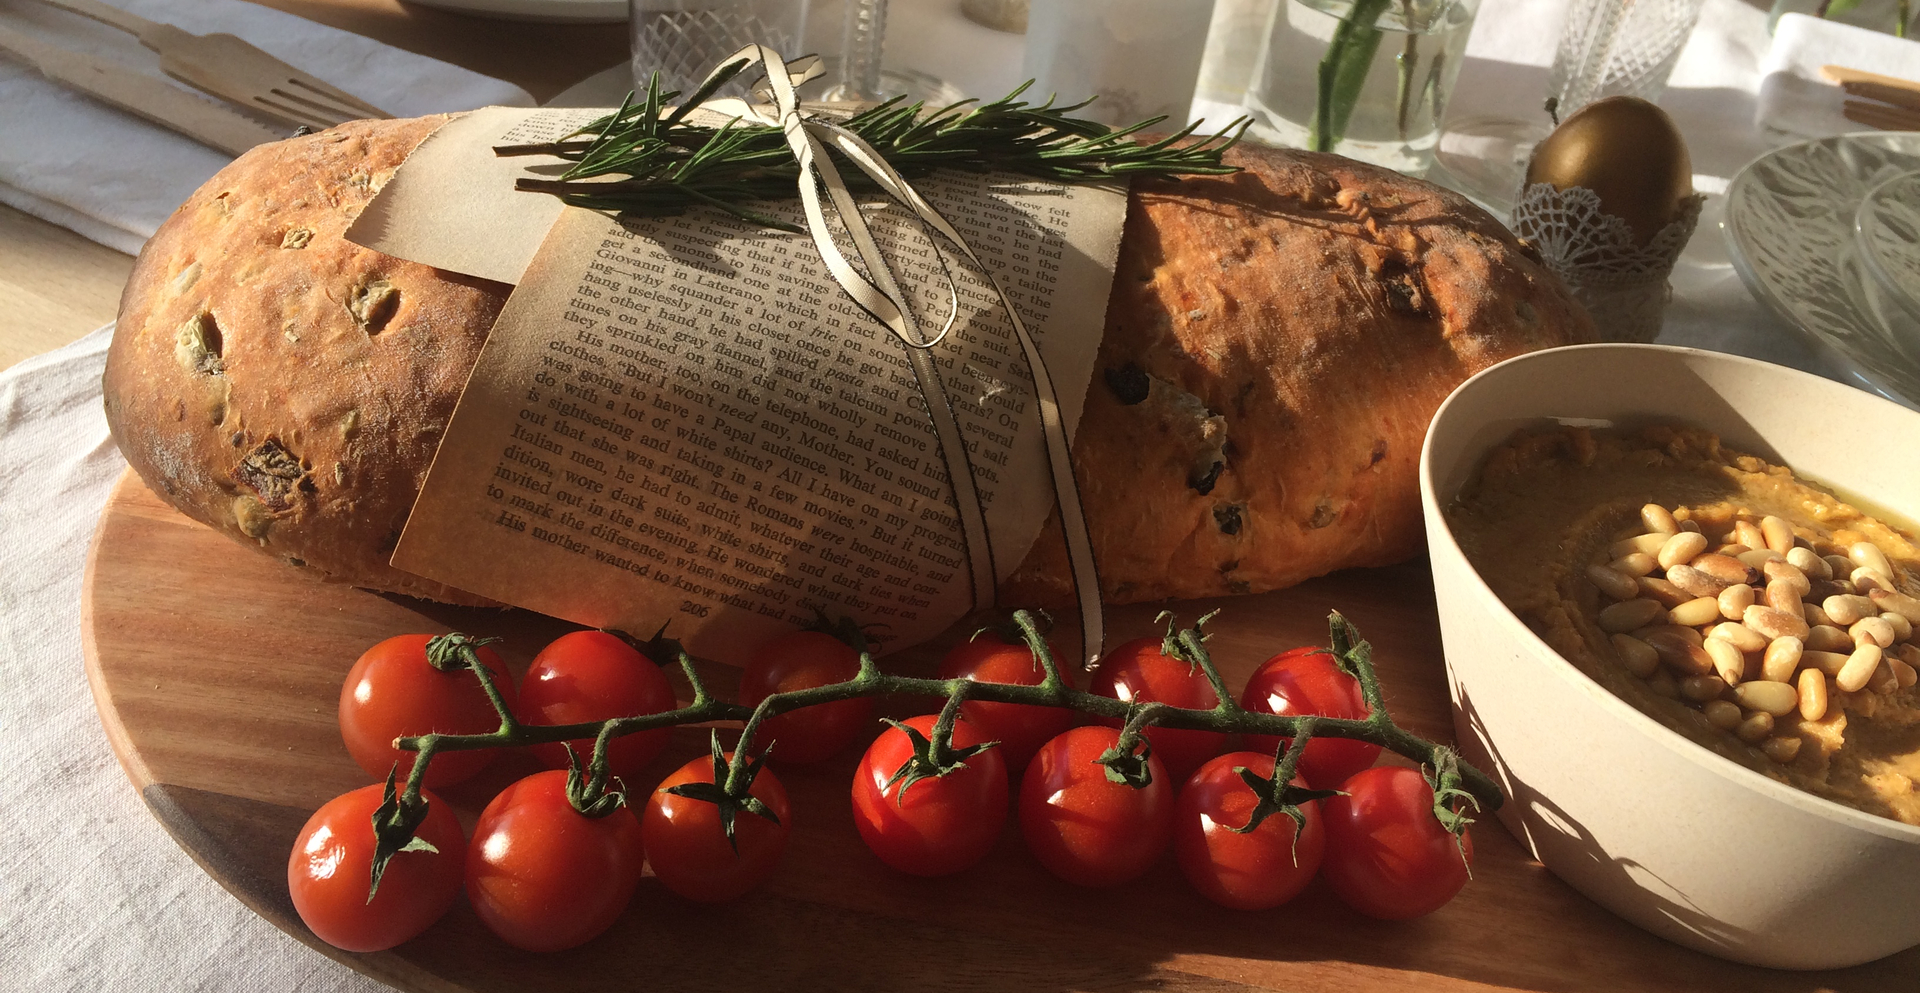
[1003,148,1591,604]
[104,119,1590,607]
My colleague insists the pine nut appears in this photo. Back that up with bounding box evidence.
[1882,611,1913,642]
[1641,503,1679,534]
[1716,543,1753,557]
[1667,564,1731,598]
[1852,616,1897,648]
[1836,643,1884,693]
[1599,598,1666,632]
[1733,680,1798,716]
[1611,552,1658,578]
[1850,541,1895,579]
[1612,533,1671,560]
[1762,560,1811,596]
[1671,596,1726,627]
[1804,601,1836,628]
[1704,637,1746,684]
[1798,669,1828,721]
[1587,564,1640,600]
[1718,584,1756,621]
[1787,546,1832,580]
[1735,520,1766,551]
[1891,656,1918,689]
[1806,625,1853,653]
[1708,621,1767,652]
[1765,578,1804,615]
[1658,531,1710,570]
[1759,516,1795,554]
[1744,605,1810,641]
[1833,579,1859,596]
[1898,643,1920,668]
[1851,567,1896,595]
[1736,711,1775,743]
[1644,624,1705,646]
[1646,630,1714,675]
[1648,670,1679,698]
[1681,675,1728,702]
[1824,554,1856,578]
[1611,634,1661,678]
[1762,636,1802,683]
[1800,651,1851,676]
[1871,589,1920,623]
[1762,736,1803,763]
[1678,519,1702,534]
[1637,576,1694,608]
[1703,699,1743,729]
[1869,660,1900,694]
[1738,548,1787,570]
[1691,553,1753,585]
[1824,594,1879,626]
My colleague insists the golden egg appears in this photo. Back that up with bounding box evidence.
[1526,96,1693,246]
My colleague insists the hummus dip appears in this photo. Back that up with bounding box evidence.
[1448,425,1920,826]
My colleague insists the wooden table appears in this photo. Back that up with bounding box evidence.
[0,0,627,371]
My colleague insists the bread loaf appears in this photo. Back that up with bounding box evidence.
[103,117,1590,608]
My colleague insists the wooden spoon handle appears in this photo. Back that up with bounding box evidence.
[28,0,158,39]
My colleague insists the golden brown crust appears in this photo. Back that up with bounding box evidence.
[1003,147,1592,604]
[105,122,1589,607]
[103,117,505,605]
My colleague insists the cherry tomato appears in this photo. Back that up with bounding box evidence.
[1018,725,1174,887]
[1087,636,1228,782]
[852,714,1009,876]
[1173,751,1326,910]
[518,631,676,785]
[465,769,646,952]
[738,630,870,765]
[288,783,467,952]
[1239,646,1380,789]
[338,633,516,788]
[1321,765,1473,920]
[936,632,1074,769]
[642,751,792,902]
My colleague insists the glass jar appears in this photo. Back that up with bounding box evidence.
[630,0,810,99]
[1246,0,1480,176]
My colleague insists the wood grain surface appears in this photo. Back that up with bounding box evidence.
[83,470,1920,992]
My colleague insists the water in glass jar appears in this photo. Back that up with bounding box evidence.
[1247,0,1478,176]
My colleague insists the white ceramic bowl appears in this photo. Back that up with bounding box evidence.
[1420,343,1920,969]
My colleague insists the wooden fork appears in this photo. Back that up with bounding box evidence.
[28,0,392,130]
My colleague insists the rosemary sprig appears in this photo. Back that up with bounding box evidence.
[496,60,1248,231]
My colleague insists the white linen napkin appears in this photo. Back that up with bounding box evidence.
[1756,12,1920,139]
[0,0,535,255]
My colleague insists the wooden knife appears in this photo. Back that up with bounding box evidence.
[0,24,285,156]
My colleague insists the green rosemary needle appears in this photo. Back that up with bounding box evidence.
[495,58,1249,231]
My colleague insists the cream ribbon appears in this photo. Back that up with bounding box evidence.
[690,45,1107,667]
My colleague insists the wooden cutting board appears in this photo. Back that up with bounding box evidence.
[82,469,1919,992]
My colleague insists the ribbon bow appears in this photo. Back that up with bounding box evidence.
[693,45,1106,667]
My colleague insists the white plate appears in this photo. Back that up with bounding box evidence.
[406,0,628,24]
[1723,131,1920,409]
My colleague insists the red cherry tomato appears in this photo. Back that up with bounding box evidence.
[288,783,467,952]
[1087,636,1228,782]
[1018,725,1174,887]
[518,631,676,785]
[642,751,792,902]
[1173,751,1326,910]
[936,632,1074,769]
[1239,646,1380,789]
[464,769,646,952]
[739,630,871,765]
[852,714,1009,876]
[338,634,516,788]
[1321,765,1473,920]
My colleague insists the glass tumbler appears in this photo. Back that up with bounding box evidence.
[631,0,810,99]
[1546,0,1705,121]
